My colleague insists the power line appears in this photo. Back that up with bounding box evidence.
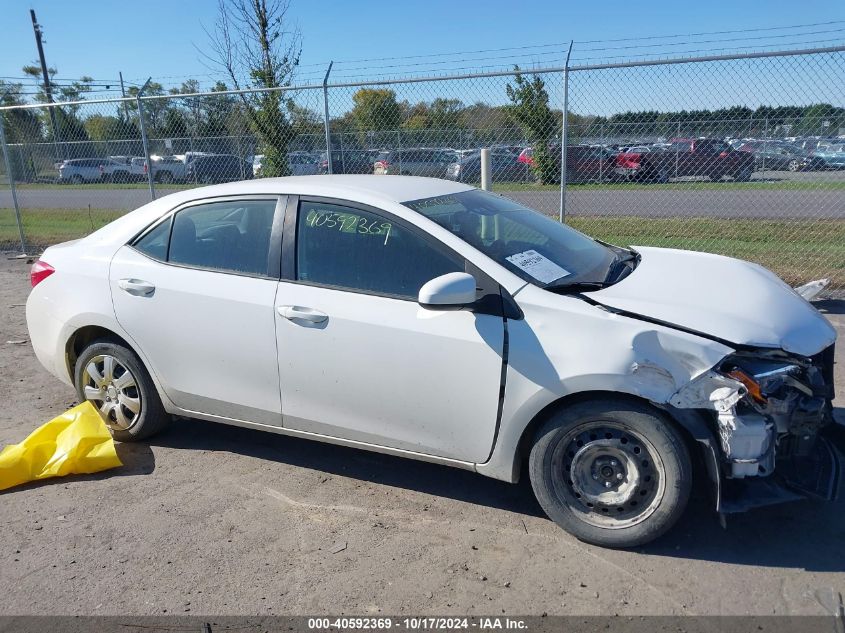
[569,37,845,62]
[574,19,845,44]
[316,19,845,67]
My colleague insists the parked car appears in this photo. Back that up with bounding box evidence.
[288,151,319,176]
[58,158,115,184]
[618,138,755,182]
[150,156,188,183]
[100,157,144,183]
[373,148,456,177]
[736,141,826,172]
[185,154,252,183]
[812,144,845,169]
[26,175,838,548]
[446,150,531,183]
[318,150,378,174]
[519,145,618,183]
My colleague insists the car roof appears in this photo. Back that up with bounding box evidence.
[179,175,474,203]
[84,176,477,248]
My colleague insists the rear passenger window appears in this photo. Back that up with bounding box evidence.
[151,199,276,275]
[134,217,172,261]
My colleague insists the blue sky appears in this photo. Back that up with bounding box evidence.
[2,0,844,93]
[1,1,843,118]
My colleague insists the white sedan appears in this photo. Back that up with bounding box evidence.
[26,175,838,547]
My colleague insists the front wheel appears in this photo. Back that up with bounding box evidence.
[74,340,170,442]
[528,398,692,548]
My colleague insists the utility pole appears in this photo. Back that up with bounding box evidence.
[118,71,129,119]
[30,9,63,159]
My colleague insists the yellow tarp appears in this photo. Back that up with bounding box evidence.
[0,402,122,492]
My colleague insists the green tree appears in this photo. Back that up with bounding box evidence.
[351,89,402,133]
[84,114,120,141]
[204,0,301,176]
[505,69,558,184]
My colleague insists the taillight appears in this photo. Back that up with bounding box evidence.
[375,160,389,170]
[30,260,55,287]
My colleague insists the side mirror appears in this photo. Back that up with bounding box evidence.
[418,272,477,310]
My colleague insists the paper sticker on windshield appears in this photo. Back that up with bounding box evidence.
[506,250,570,284]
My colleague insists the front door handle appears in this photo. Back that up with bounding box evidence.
[118,278,156,297]
[277,305,328,324]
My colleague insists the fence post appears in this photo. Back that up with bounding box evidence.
[480,148,491,191]
[136,78,156,200]
[0,107,28,255]
[322,62,334,174]
[559,40,574,224]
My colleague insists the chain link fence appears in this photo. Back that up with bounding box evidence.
[1,45,843,294]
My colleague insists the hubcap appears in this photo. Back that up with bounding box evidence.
[81,355,141,431]
[552,422,666,529]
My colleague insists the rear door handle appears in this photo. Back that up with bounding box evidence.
[277,305,328,324]
[118,278,156,297]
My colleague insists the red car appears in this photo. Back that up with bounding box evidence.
[617,138,755,182]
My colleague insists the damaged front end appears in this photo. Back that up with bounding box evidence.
[670,344,841,513]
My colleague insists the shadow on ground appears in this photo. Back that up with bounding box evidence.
[151,416,544,518]
[148,414,845,572]
[814,299,845,315]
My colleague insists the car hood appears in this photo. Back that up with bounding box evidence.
[584,246,836,356]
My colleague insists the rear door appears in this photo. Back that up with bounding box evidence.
[110,196,285,425]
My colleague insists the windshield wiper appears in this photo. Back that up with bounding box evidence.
[604,250,639,283]
[544,280,611,294]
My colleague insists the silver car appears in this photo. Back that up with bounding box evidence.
[58,158,114,184]
[374,148,456,177]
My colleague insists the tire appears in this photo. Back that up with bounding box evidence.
[74,340,170,442]
[787,159,801,172]
[70,174,84,184]
[733,167,753,182]
[641,167,668,184]
[157,171,173,184]
[528,398,692,548]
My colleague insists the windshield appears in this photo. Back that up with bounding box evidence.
[404,189,618,288]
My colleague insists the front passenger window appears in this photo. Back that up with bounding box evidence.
[296,201,461,299]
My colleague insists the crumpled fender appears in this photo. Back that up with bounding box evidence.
[0,402,122,492]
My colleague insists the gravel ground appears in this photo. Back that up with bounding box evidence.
[1,253,843,616]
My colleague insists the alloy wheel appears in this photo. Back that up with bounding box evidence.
[81,354,142,431]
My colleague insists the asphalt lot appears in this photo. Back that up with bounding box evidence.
[1,254,844,616]
[2,171,845,219]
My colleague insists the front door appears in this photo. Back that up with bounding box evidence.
[275,198,505,463]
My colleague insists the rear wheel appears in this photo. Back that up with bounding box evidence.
[156,170,174,184]
[70,174,84,184]
[74,340,170,442]
[528,398,692,548]
[788,159,802,172]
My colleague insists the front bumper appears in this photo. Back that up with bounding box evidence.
[719,433,842,513]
